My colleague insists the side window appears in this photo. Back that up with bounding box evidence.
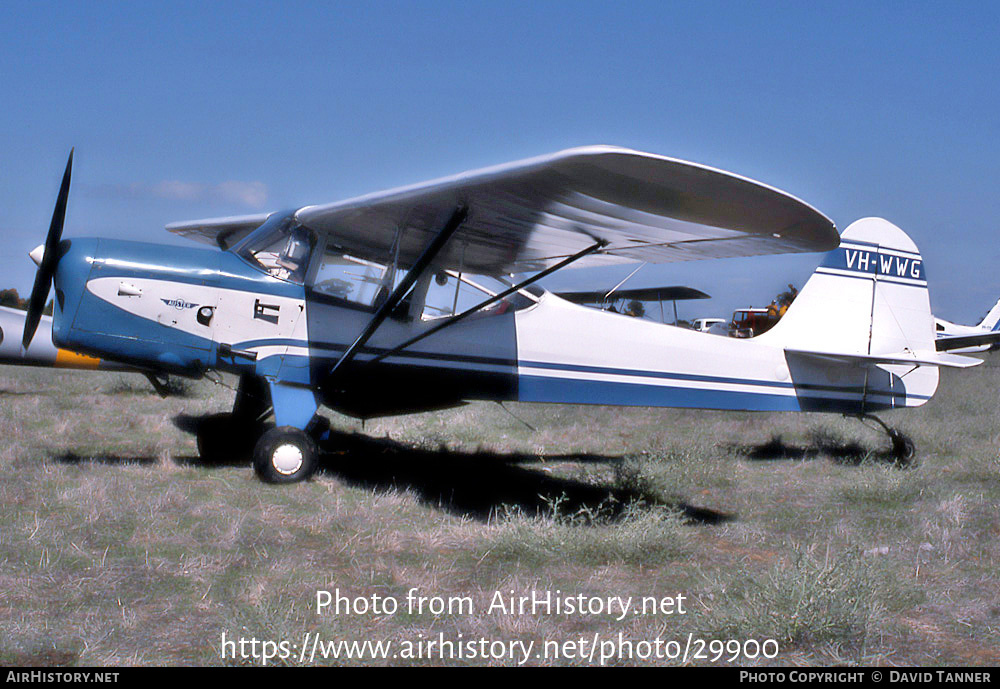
[310,244,389,308]
[419,272,540,320]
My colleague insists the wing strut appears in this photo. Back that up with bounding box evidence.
[366,240,606,367]
[329,205,468,377]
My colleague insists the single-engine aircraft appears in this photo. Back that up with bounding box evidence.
[1,305,132,370]
[20,146,982,482]
[0,305,183,393]
[934,298,1000,354]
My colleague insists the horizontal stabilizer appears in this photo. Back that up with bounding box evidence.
[936,331,1000,352]
[786,347,982,369]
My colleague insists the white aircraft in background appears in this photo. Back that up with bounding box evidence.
[934,298,1000,354]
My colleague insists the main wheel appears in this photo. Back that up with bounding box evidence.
[889,430,917,467]
[253,426,319,483]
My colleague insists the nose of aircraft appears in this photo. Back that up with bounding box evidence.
[49,238,98,342]
[29,244,45,267]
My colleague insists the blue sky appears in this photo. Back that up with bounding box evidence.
[1,0,997,322]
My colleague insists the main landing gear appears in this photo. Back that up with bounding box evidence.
[253,426,319,483]
[196,373,270,463]
[252,414,331,483]
[853,413,916,465]
[196,373,329,483]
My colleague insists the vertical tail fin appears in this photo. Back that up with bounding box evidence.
[759,217,941,409]
[978,298,1000,331]
[762,217,935,355]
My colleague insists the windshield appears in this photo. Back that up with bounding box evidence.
[234,214,316,284]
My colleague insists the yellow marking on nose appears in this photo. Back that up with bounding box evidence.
[55,349,101,369]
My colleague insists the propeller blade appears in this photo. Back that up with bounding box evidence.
[23,149,73,349]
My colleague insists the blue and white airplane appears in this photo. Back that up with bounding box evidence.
[20,147,981,482]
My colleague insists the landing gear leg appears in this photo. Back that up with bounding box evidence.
[196,373,272,462]
[232,372,272,423]
[251,381,322,483]
[854,413,916,465]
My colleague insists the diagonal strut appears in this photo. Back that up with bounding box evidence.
[329,205,468,378]
[365,240,606,368]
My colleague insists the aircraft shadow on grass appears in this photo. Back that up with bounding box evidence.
[728,434,915,468]
[49,416,905,523]
[170,413,732,525]
[55,452,159,466]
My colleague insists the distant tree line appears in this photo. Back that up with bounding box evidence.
[0,288,53,315]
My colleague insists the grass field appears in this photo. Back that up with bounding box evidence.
[1,358,998,666]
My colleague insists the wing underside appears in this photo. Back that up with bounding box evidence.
[557,285,711,303]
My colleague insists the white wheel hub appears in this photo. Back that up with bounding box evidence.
[272,443,304,475]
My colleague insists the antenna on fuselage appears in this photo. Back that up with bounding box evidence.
[602,263,645,307]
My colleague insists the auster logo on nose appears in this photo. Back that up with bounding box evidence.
[161,298,198,310]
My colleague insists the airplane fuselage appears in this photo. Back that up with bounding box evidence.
[50,234,938,421]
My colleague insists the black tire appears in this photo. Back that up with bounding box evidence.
[889,430,917,467]
[253,426,319,483]
[197,413,260,463]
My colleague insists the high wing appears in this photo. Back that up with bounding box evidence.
[169,146,839,274]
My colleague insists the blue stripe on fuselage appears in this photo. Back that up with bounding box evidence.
[234,336,926,403]
[517,375,899,413]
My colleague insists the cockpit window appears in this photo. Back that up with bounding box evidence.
[235,215,316,284]
[310,241,390,308]
[419,271,540,320]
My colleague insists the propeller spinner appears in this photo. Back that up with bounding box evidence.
[22,149,73,349]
